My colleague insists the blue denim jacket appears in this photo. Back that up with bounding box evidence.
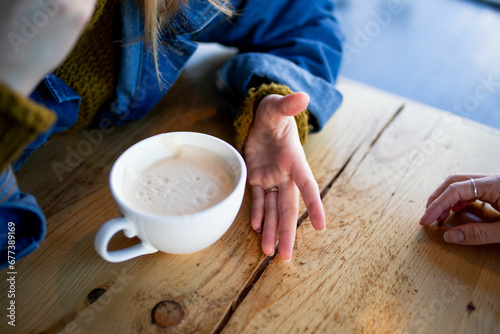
[0,0,343,266]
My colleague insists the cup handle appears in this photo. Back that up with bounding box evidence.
[94,218,158,263]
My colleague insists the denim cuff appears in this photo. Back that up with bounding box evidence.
[0,167,46,268]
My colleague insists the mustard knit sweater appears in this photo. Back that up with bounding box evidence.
[0,0,309,173]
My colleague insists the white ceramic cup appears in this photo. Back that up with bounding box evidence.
[94,132,247,263]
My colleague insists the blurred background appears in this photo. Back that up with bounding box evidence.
[336,0,500,129]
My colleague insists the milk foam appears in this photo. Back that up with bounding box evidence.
[122,145,236,216]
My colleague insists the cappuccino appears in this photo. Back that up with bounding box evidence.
[122,145,236,216]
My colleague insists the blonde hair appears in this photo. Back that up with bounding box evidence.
[138,0,232,84]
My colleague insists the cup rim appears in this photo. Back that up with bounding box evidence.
[109,131,247,220]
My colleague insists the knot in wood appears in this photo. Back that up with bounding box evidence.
[152,301,184,328]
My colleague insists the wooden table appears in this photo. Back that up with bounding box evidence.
[2,52,500,333]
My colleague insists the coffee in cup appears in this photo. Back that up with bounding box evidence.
[94,132,247,263]
[121,144,236,216]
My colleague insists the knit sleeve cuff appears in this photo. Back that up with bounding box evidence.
[233,83,311,151]
[0,83,56,172]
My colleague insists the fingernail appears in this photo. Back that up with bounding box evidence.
[255,229,261,234]
[443,230,464,243]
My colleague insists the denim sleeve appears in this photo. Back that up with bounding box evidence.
[196,0,344,131]
[0,167,46,269]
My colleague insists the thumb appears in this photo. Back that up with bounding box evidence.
[443,221,500,245]
[276,92,310,117]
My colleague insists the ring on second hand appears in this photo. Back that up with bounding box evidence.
[265,187,279,194]
[470,178,478,200]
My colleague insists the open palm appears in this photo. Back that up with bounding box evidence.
[244,93,325,261]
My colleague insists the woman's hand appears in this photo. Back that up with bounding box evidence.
[420,174,500,245]
[0,0,95,96]
[244,92,325,261]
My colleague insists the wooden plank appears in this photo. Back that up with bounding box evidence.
[300,78,405,210]
[0,76,405,333]
[221,99,500,333]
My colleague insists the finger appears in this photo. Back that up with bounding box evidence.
[262,191,279,256]
[251,186,265,233]
[425,173,490,208]
[277,92,310,118]
[277,181,299,261]
[451,201,468,212]
[254,93,309,133]
[474,175,500,208]
[437,208,451,222]
[443,221,500,245]
[420,179,473,226]
[290,157,325,231]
